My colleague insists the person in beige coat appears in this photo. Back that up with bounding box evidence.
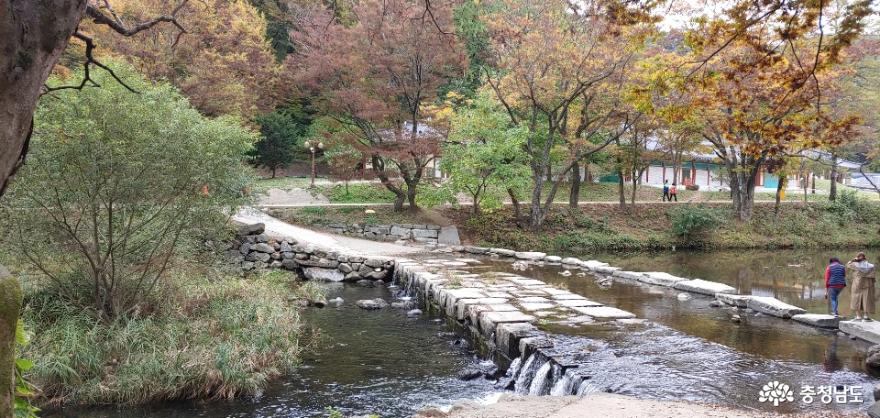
[847,252,876,321]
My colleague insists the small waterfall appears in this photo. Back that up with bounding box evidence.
[549,373,572,396]
[527,361,553,395]
[507,356,522,379]
[576,379,599,395]
[514,353,538,393]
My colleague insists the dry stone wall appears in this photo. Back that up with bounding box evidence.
[324,223,442,244]
[227,222,394,282]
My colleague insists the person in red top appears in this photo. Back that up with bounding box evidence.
[825,257,847,316]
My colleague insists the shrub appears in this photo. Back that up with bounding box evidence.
[3,64,254,320]
[686,184,700,191]
[321,184,396,203]
[668,205,722,239]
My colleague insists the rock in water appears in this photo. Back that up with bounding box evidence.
[356,298,388,310]
[391,300,415,309]
[330,297,344,305]
[457,368,483,381]
[709,300,723,308]
[867,345,880,370]
[731,314,742,323]
[406,309,423,317]
[869,401,880,418]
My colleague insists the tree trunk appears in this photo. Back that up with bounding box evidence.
[1,5,87,415]
[0,267,22,418]
[830,154,839,201]
[529,162,546,231]
[508,188,521,223]
[569,161,581,209]
[774,175,785,216]
[0,1,85,196]
[271,167,277,178]
[371,155,406,211]
[729,161,759,221]
[630,173,638,205]
[406,181,418,212]
[617,168,626,209]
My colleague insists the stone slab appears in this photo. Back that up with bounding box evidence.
[454,297,510,320]
[478,311,536,337]
[555,299,603,308]
[514,251,547,260]
[490,248,516,257]
[840,320,880,344]
[792,314,840,329]
[303,267,345,282]
[466,303,520,326]
[673,279,736,296]
[519,302,558,312]
[495,322,541,359]
[639,272,688,287]
[716,293,752,308]
[438,226,461,245]
[746,296,807,319]
[612,270,646,281]
[570,306,635,319]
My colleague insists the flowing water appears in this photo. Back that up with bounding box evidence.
[47,283,498,418]
[475,252,880,414]
[48,248,880,417]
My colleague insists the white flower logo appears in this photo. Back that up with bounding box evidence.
[758,381,794,406]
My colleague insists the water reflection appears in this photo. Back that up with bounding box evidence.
[478,258,876,375]
[586,249,879,316]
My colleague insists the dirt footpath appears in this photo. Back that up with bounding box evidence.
[415,394,865,418]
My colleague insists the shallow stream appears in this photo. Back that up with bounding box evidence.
[49,248,880,417]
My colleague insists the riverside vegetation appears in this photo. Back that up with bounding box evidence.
[0,66,314,409]
[281,189,880,253]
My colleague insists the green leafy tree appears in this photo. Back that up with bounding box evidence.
[252,109,310,178]
[442,95,531,215]
[2,64,255,320]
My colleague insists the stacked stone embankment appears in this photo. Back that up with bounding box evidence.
[324,223,443,244]
[227,222,394,282]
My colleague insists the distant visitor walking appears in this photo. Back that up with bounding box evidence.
[669,183,678,202]
[847,252,876,321]
[824,257,846,316]
[662,180,670,201]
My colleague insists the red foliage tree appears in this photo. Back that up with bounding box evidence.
[288,0,466,211]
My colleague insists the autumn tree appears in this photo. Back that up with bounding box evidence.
[686,14,862,221]
[481,0,654,229]
[81,0,281,119]
[290,0,466,211]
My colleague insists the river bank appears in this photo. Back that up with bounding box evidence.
[417,393,865,418]
[273,199,880,253]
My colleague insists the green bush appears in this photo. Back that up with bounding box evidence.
[668,205,723,239]
[321,184,397,203]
